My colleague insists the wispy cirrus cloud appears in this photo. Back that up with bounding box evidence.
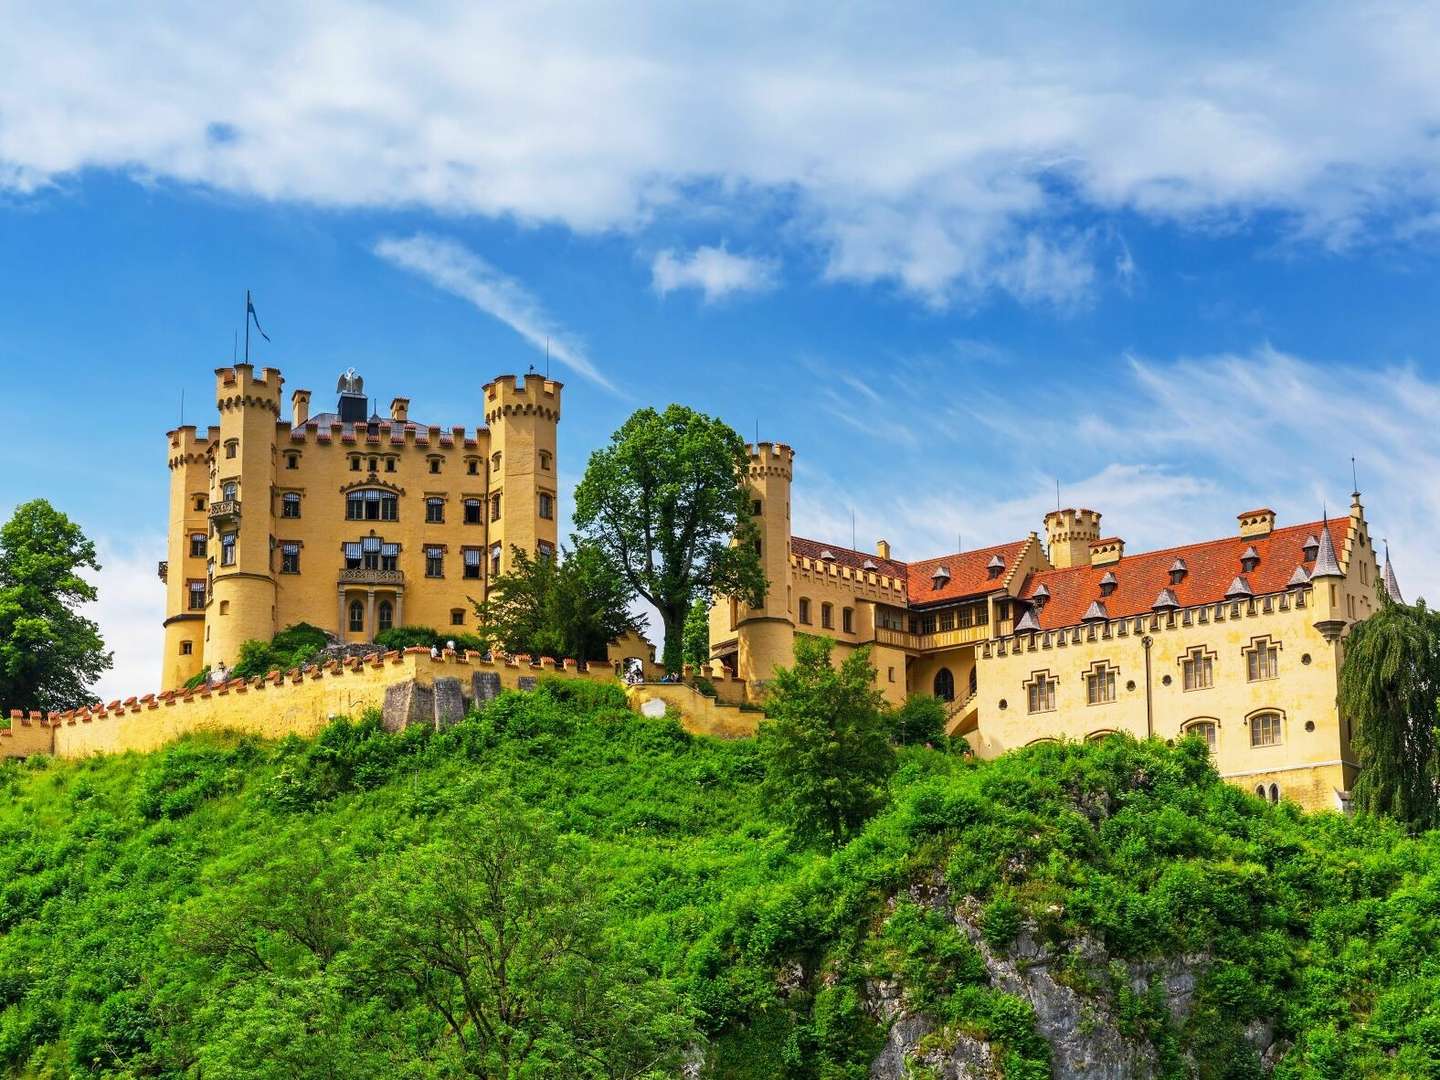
[9,5,1440,305]
[373,233,617,394]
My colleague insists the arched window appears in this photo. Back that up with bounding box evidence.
[378,600,393,632]
[281,493,301,519]
[821,602,834,629]
[1086,729,1117,743]
[933,667,955,702]
[1182,719,1217,755]
[349,600,365,633]
[1249,710,1283,748]
[842,607,854,634]
[1255,784,1266,799]
[798,597,812,625]
[1268,783,1280,804]
[222,481,238,501]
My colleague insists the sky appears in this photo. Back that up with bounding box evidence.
[3,2,1440,700]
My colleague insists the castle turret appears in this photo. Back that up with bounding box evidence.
[1044,508,1102,569]
[160,424,215,689]
[482,374,562,586]
[203,364,282,672]
[733,442,795,694]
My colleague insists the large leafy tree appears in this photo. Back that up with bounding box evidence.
[573,405,765,672]
[478,542,636,661]
[1340,592,1440,830]
[682,595,710,670]
[350,799,694,1077]
[759,635,896,848]
[0,499,112,713]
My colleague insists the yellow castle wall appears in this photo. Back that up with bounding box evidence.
[970,588,1354,811]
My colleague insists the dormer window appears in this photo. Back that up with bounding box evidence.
[819,549,835,561]
[863,559,878,571]
[1302,535,1320,562]
[1240,545,1260,573]
[1098,571,1117,597]
[1169,558,1187,585]
[931,566,951,590]
[1031,584,1049,609]
[987,554,1005,579]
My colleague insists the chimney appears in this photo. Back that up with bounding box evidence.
[390,396,410,423]
[876,539,891,560]
[1090,537,1125,566]
[290,389,311,427]
[1238,508,1276,538]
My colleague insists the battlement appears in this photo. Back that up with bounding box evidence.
[985,584,1311,660]
[747,441,794,479]
[286,418,484,449]
[1045,507,1103,569]
[215,363,283,415]
[791,550,906,599]
[167,424,220,467]
[484,374,563,423]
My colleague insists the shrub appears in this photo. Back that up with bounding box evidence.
[231,623,329,679]
[891,693,947,746]
[373,625,442,650]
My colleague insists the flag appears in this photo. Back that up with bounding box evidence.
[246,290,271,342]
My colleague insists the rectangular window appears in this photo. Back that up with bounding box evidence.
[280,543,300,574]
[1247,643,1278,682]
[938,609,955,632]
[426,497,445,523]
[1028,677,1057,713]
[281,494,301,519]
[463,548,482,579]
[429,459,441,474]
[180,640,193,655]
[798,598,811,624]
[539,492,554,520]
[286,453,298,470]
[451,609,466,626]
[220,532,237,567]
[468,460,479,475]
[188,581,207,610]
[842,608,854,634]
[343,542,362,570]
[1183,651,1214,691]
[1250,712,1282,747]
[464,498,483,525]
[225,441,237,459]
[381,543,399,572]
[346,490,398,521]
[490,544,502,577]
[1086,667,1116,705]
[189,533,206,558]
[537,541,555,561]
[490,493,502,521]
[821,604,833,629]
[425,546,445,578]
[360,536,383,570]
[350,457,361,472]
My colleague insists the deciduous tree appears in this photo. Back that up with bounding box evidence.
[759,635,896,847]
[1340,593,1440,829]
[0,499,111,712]
[478,542,635,660]
[573,406,765,672]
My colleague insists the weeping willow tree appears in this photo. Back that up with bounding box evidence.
[1339,592,1440,830]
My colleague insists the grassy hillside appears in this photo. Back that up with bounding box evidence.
[1,679,1438,1077]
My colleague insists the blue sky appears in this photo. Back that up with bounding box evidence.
[3,3,1440,697]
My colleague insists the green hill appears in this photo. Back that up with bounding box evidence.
[1,678,1437,1078]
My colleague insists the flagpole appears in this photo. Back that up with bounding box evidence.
[244,290,250,365]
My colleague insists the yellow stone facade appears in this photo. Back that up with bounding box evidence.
[712,442,1394,811]
[160,364,561,690]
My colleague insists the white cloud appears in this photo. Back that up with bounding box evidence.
[790,345,1440,605]
[373,233,616,393]
[85,535,166,702]
[651,245,777,301]
[8,5,1440,304]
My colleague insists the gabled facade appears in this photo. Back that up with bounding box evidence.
[710,443,1397,811]
[159,365,562,690]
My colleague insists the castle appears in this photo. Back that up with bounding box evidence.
[710,442,1402,811]
[159,364,561,690]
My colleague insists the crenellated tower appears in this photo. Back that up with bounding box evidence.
[160,424,217,688]
[730,442,795,693]
[204,364,283,671]
[1044,507,1102,569]
[482,374,562,585]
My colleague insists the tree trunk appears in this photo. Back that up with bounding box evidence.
[661,604,688,673]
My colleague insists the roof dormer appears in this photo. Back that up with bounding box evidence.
[1240,544,1260,573]
[1098,570,1118,597]
[986,554,1005,579]
[1168,557,1187,585]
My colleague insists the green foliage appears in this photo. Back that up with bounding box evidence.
[1339,595,1440,829]
[181,666,210,691]
[477,541,634,660]
[231,622,330,679]
[891,693,948,747]
[372,624,488,652]
[758,636,896,848]
[6,696,1440,1075]
[683,596,710,669]
[573,404,766,671]
[0,499,111,712]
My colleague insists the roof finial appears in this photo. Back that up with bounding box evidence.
[1351,456,1360,500]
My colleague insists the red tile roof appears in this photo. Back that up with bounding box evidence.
[907,540,1030,606]
[1013,518,1349,630]
[790,536,908,581]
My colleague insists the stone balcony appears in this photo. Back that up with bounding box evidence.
[207,499,241,523]
[338,567,405,587]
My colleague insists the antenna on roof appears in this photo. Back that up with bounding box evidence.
[546,336,551,378]
[179,388,184,428]
[232,330,237,365]
[1351,456,1360,498]
[1055,477,1061,510]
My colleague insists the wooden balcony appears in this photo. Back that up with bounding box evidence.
[873,623,989,653]
[338,568,405,586]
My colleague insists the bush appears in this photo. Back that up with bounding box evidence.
[373,625,442,650]
[231,623,329,679]
[891,693,947,746]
